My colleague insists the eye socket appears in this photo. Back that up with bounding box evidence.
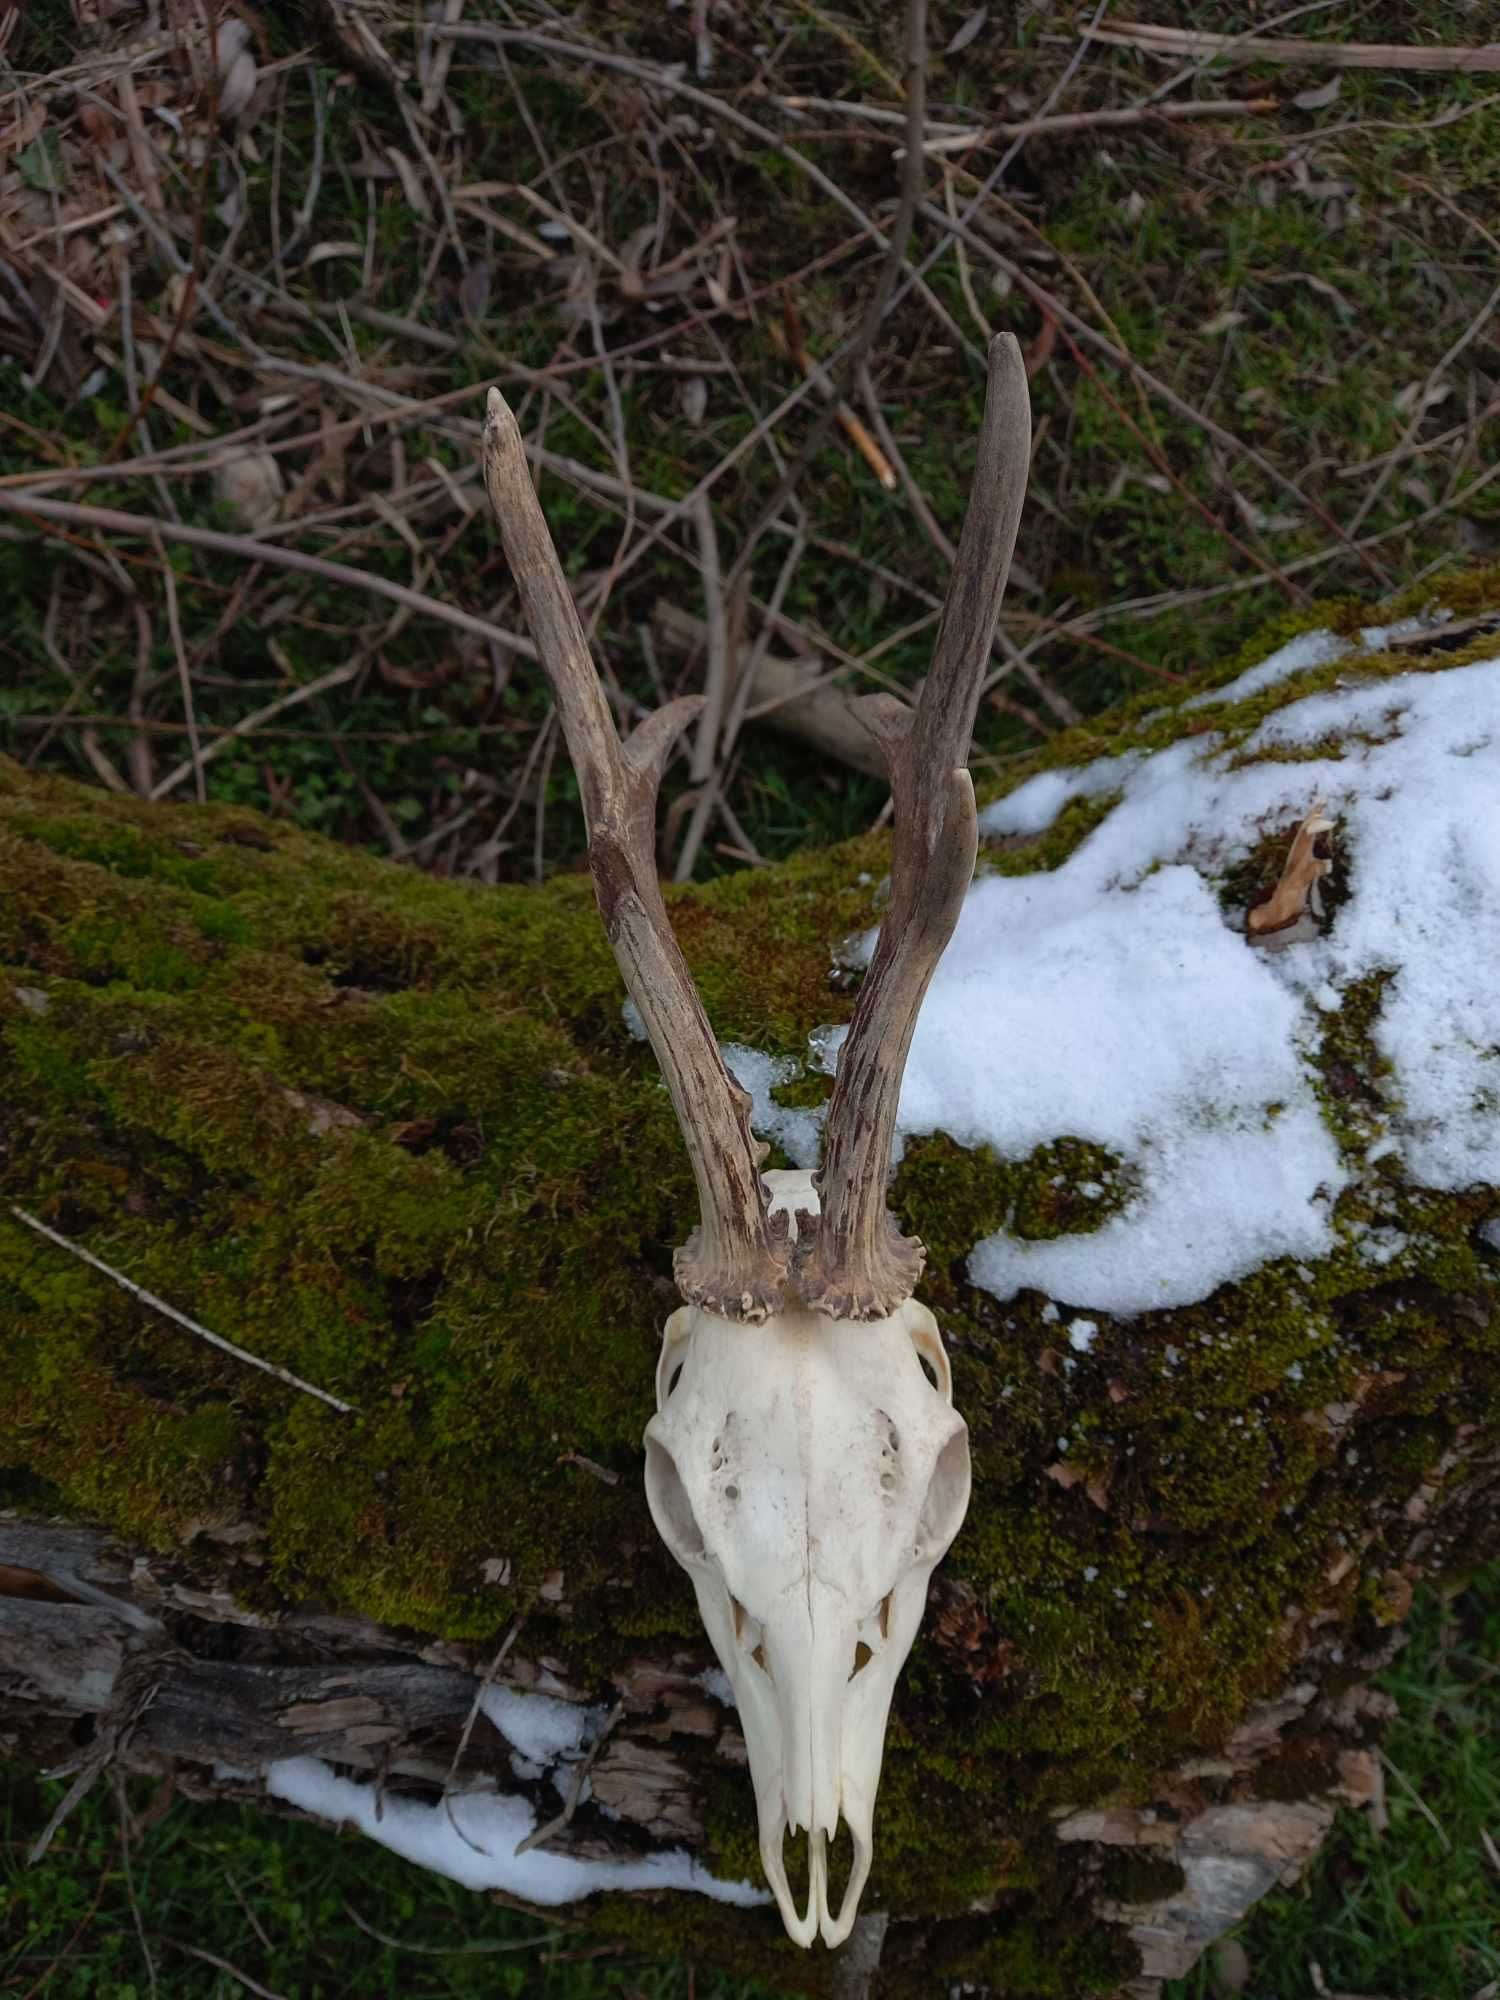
[644,1437,703,1562]
[916,1430,970,1557]
[908,1320,953,1402]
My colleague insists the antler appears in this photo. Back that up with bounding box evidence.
[482,390,791,1321]
[796,335,1032,1319]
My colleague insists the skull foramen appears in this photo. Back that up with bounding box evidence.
[480,338,1030,1948]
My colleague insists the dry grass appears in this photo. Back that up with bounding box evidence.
[0,1,1496,885]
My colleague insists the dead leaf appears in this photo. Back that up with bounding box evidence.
[0,1564,73,1602]
[458,257,493,321]
[1286,270,1355,318]
[1213,1939,1252,1994]
[1232,492,1301,533]
[1393,378,1452,418]
[303,241,363,269]
[1374,1567,1414,1624]
[215,451,285,530]
[945,7,988,56]
[281,1087,363,1136]
[1293,75,1342,111]
[1247,803,1335,944]
[385,147,432,220]
[680,374,708,425]
[1023,309,1057,377]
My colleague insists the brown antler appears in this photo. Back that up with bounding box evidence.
[797,335,1032,1319]
[482,390,791,1321]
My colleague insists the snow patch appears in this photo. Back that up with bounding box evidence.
[697,1665,737,1708]
[722,1044,823,1169]
[978,751,1143,840]
[479,1684,597,1764]
[265,1757,767,1908]
[1181,616,1447,714]
[813,648,1500,1315]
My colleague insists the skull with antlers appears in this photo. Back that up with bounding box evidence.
[480,337,1030,1948]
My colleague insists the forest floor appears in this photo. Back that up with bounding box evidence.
[2,2,1498,1994]
[1,2,1497,882]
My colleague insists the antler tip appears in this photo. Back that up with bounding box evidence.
[483,386,520,457]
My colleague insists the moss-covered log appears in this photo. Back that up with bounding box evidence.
[4,582,1500,1997]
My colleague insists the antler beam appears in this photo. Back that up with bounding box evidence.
[797,333,1032,1318]
[481,391,790,1320]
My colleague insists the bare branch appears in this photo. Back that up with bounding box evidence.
[480,390,790,1320]
[798,335,1031,1319]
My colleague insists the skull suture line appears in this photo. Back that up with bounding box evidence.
[480,337,1029,1948]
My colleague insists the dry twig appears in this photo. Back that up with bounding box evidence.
[10,1207,356,1413]
[1087,23,1500,72]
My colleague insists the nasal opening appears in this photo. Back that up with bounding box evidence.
[761,1809,873,1949]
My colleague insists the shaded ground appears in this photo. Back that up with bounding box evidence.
[1,2,1496,878]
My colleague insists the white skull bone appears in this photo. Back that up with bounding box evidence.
[643,1172,971,1947]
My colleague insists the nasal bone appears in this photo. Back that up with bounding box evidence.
[768,1588,849,1842]
[764,1589,868,1946]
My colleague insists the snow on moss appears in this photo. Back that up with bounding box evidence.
[1179,614,1447,712]
[803,647,1500,1315]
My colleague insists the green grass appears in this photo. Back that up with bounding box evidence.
[0,1770,773,2000]
[1167,1567,1500,2000]
[4,1567,1494,1997]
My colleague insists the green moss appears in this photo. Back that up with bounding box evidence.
[892,1132,1134,1317]
[980,790,1125,878]
[769,1071,833,1112]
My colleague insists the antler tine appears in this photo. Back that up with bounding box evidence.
[482,389,790,1321]
[798,335,1032,1319]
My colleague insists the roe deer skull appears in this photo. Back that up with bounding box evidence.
[480,336,1030,1947]
[646,1171,971,1944]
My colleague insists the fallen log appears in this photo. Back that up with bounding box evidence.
[4,581,1500,1994]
